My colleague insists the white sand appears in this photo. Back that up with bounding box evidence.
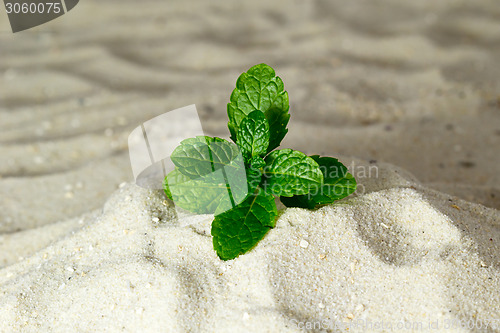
[0,161,498,332]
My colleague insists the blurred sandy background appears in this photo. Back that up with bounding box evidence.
[1,0,500,234]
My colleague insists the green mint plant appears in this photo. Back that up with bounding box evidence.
[163,64,356,260]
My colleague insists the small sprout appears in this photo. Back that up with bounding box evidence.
[164,64,356,260]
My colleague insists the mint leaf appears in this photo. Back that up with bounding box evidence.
[164,164,248,215]
[211,190,277,260]
[249,156,266,169]
[227,64,290,152]
[280,156,357,208]
[265,106,290,152]
[163,176,173,201]
[165,168,223,214]
[246,156,265,193]
[166,136,249,215]
[308,156,357,204]
[261,149,323,197]
[171,136,241,179]
[236,110,270,162]
[160,63,359,261]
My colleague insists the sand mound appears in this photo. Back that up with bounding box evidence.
[0,160,498,332]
